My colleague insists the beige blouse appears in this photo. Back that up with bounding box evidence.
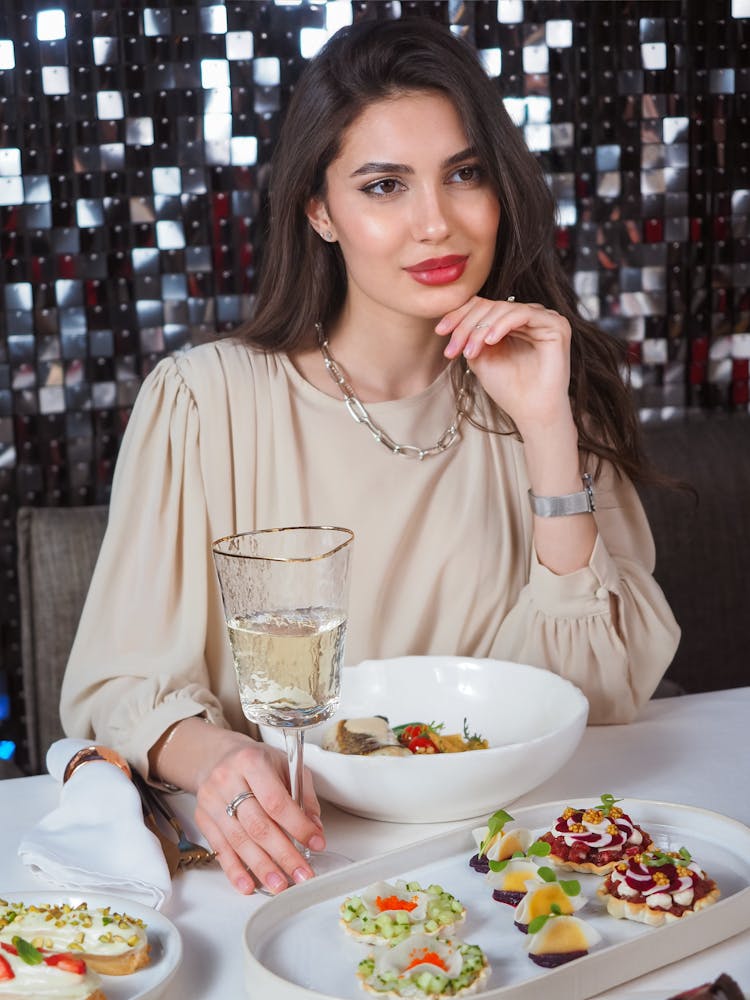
[60,339,680,774]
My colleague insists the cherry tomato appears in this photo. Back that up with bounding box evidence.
[407,735,438,754]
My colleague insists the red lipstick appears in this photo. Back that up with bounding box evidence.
[404,254,468,286]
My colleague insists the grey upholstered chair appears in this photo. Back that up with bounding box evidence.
[16,505,108,774]
[638,415,750,695]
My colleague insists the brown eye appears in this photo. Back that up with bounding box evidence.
[362,177,404,197]
[450,165,482,184]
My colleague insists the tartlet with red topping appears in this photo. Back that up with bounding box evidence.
[538,795,653,874]
[597,847,720,927]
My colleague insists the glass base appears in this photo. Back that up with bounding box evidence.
[253,849,351,896]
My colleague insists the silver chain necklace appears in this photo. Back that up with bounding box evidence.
[316,322,474,461]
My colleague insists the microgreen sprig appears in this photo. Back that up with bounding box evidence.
[599,793,623,816]
[487,839,550,871]
[644,846,692,869]
[527,904,563,936]
[478,809,513,858]
[462,718,484,743]
[535,868,581,895]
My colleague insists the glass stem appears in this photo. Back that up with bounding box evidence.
[283,727,310,859]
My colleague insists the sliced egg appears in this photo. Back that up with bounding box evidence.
[525,915,602,956]
[372,932,464,980]
[486,858,543,893]
[360,879,429,920]
[472,825,534,861]
[514,881,586,925]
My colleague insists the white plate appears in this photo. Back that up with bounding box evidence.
[0,890,182,1000]
[243,799,750,999]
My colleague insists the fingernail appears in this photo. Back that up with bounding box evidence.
[293,866,313,883]
[237,876,254,894]
[435,320,448,334]
[310,813,324,829]
[444,342,457,358]
[463,343,476,359]
[309,834,326,852]
[265,872,287,893]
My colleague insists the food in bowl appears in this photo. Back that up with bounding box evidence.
[260,657,590,823]
[323,717,411,757]
[597,846,721,926]
[356,932,489,998]
[538,794,653,874]
[339,879,465,945]
[323,716,487,756]
[523,912,601,968]
[0,899,149,975]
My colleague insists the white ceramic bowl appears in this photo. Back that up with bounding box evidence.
[260,656,588,823]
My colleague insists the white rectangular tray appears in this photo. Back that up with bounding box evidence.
[243,799,750,999]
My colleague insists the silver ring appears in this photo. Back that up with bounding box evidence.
[226,790,256,818]
[474,321,491,330]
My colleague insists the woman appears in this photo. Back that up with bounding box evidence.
[61,18,679,895]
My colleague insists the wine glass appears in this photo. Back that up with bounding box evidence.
[212,525,354,882]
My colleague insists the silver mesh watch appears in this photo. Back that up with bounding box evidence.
[528,473,596,517]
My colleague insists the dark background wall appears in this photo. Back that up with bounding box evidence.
[1,0,748,770]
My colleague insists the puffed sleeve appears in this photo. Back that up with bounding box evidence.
[493,459,680,725]
[60,356,229,775]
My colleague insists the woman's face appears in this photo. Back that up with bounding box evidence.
[307,90,501,325]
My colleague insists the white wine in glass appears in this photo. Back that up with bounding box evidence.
[212,526,354,882]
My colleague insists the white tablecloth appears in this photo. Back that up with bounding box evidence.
[1,687,748,999]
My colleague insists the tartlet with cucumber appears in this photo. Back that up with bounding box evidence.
[339,879,466,945]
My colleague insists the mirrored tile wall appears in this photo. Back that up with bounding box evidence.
[1,0,748,768]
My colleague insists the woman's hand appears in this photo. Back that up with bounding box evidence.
[187,729,324,895]
[436,296,573,436]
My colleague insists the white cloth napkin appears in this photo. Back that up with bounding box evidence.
[17,738,172,909]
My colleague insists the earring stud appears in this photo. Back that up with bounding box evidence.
[323,230,333,241]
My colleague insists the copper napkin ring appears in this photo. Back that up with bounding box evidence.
[63,745,132,783]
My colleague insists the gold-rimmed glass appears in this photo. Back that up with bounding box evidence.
[212,526,354,880]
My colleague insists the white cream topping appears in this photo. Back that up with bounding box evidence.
[646,892,674,910]
[615,881,639,898]
[0,902,146,956]
[672,888,695,906]
[0,948,102,999]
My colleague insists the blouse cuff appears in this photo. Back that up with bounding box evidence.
[528,534,621,616]
[129,697,228,785]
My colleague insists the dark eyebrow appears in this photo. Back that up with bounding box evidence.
[349,147,477,178]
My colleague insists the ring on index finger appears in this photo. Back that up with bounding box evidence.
[226,790,256,818]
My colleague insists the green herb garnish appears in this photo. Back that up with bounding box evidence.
[599,793,623,816]
[102,916,114,925]
[644,847,692,869]
[560,879,581,896]
[527,903,562,936]
[12,936,44,966]
[537,866,557,883]
[462,718,484,743]
[527,839,551,857]
[478,809,514,858]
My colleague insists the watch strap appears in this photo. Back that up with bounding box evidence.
[528,473,596,517]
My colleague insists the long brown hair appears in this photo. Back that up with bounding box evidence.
[240,18,647,481]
